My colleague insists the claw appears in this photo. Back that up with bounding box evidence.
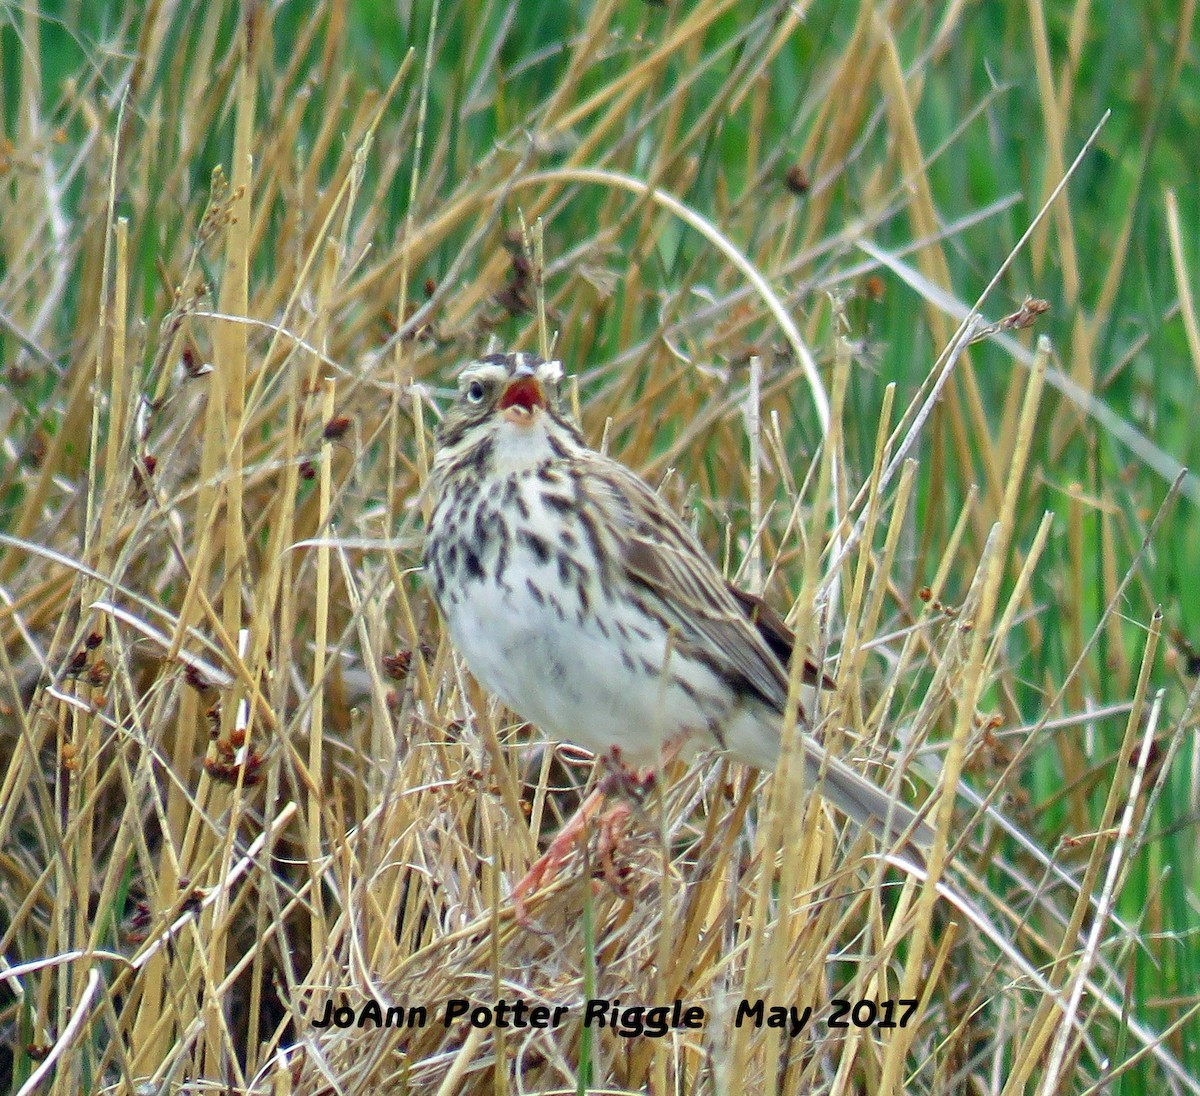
[510,785,608,924]
[596,800,633,896]
[509,740,686,925]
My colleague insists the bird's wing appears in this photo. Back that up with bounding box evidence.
[724,584,834,690]
[583,455,935,855]
[584,456,794,713]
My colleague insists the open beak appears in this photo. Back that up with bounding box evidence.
[497,374,547,414]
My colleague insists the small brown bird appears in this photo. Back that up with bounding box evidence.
[423,352,931,912]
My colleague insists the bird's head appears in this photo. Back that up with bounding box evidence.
[433,352,581,473]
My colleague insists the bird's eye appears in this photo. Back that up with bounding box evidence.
[466,380,486,403]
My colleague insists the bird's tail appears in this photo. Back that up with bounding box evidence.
[795,737,935,865]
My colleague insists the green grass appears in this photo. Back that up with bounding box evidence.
[1,0,1198,1092]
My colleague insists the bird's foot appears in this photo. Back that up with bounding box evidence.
[595,799,634,896]
[510,784,607,926]
[510,741,685,925]
[597,746,658,802]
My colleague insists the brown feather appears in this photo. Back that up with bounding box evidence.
[587,456,836,713]
[723,584,835,690]
[581,453,932,857]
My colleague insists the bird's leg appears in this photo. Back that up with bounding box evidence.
[510,746,631,923]
[588,747,656,895]
[510,781,611,925]
[511,745,635,923]
[591,735,688,893]
[595,798,634,895]
[511,738,689,924]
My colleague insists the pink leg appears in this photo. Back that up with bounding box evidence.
[511,737,690,924]
[510,785,609,924]
[595,799,634,895]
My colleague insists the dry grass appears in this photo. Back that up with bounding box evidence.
[1,2,1197,1093]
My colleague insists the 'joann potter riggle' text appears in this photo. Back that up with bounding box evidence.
[312,997,920,1038]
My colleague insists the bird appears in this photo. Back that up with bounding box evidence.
[422,351,932,916]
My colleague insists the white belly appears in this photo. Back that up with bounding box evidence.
[444,560,711,766]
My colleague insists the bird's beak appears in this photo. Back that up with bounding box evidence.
[497,374,547,414]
